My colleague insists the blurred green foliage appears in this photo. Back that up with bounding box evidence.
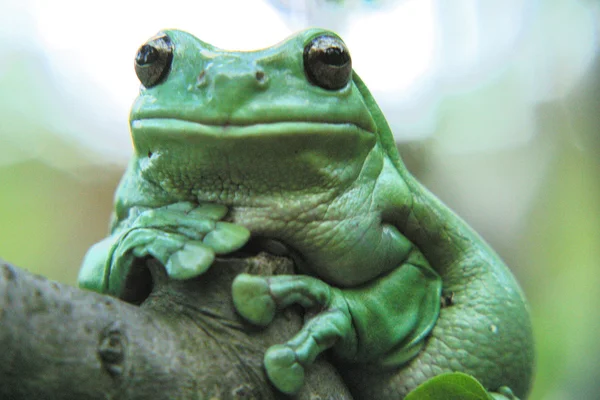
[521,125,600,399]
[0,160,121,285]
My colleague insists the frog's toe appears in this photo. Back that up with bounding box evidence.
[231,274,276,326]
[164,240,215,280]
[203,222,250,254]
[264,344,305,395]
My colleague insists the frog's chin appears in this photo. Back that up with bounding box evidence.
[130,117,376,199]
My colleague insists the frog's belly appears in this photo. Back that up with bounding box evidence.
[228,205,413,287]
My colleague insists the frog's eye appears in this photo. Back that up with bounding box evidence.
[134,33,173,88]
[303,35,352,91]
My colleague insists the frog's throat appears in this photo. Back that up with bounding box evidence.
[130,117,378,202]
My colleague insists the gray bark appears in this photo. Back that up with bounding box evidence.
[0,255,353,399]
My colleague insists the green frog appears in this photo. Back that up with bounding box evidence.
[79,28,533,399]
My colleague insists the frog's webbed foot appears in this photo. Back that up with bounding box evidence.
[124,229,214,280]
[79,201,250,296]
[117,202,249,281]
[129,202,249,254]
[232,274,354,394]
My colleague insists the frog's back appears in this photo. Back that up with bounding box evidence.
[347,75,534,398]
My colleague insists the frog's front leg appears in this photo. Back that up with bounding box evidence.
[79,201,250,296]
[232,252,442,395]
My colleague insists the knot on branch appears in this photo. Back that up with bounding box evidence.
[98,321,127,378]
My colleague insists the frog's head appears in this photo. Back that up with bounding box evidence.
[129,29,391,201]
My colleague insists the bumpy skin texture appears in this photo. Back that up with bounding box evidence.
[79,29,534,399]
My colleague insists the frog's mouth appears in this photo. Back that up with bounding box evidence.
[130,118,374,141]
[130,117,375,168]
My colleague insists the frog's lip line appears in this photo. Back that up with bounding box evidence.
[130,118,375,137]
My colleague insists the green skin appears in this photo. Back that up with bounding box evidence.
[79,29,534,399]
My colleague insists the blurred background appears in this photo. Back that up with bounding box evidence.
[0,0,598,398]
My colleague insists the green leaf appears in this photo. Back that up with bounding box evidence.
[405,372,494,400]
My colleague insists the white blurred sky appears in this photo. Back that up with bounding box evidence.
[0,0,598,166]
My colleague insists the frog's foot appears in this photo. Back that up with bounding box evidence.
[232,274,336,325]
[231,274,277,326]
[232,274,353,394]
[490,386,519,400]
[125,225,249,280]
[263,308,352,394]
[110,229,216,286]
[116,202,250,281]
[103,207,250,295]
[130,202,250,255]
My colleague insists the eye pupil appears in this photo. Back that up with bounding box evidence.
[134,33,173,88]
[136,44,159,66]
[321,47,348,66]
[304,35,352,91]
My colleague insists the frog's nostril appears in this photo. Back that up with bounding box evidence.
[194,62,268,93]
[255,69,269,89]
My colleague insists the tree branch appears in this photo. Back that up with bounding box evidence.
[0,255,353,399]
